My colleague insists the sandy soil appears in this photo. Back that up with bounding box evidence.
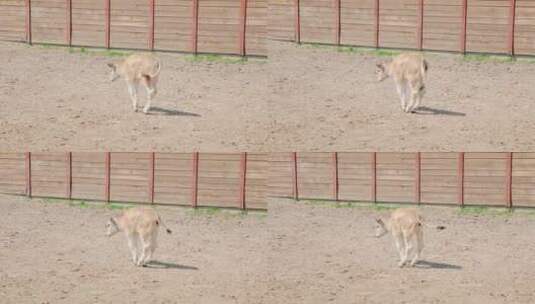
[0,42,271,152]
[268,41,535,151]
[265,199,535,304]
[0,195,268,304]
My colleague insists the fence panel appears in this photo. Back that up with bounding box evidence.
[197,0,240,54]
[31,0,66,44]
[337,152,374,202]
[420,152,459,205]
[30,153,69,198]
[0,0,26,41]
[340,0,376,47]
[269,0,294,41]
[422,0,464,52]
[153,153,193,206]
[300,0,335,44]
[268,152,295,198]
[71,152,106,201]
[109,0,149,50]
[154,0,192,52]
[375,153,416,203]
[197,153,242,208]
[0,153,26,195]
[245,0,267,55]
[512,153,535,207]
[245,153,268,210]
[296,152,333,200]
[466,0,510,54]
[0,0,266,56]
[463,153,508,206]
[515,0,535,55]
[71,0,107,47]
[268,0,534,56]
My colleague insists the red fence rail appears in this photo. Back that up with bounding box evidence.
[269,152,535,208]
[270,0,533,56]
[0,152,267,210]
[0,0,266,57]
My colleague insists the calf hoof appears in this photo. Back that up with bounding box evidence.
[143,108,150,114]
[398,261,406,268]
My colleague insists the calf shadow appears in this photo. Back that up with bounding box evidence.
[143,260,199,270]
[414,260,462,270]
[413,106,466,117]
[147,106,201,117]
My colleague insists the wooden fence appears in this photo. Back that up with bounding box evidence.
[270,0,535,56]
[0,152,267,210]
[269,152,535,208]
[0,0,266,56]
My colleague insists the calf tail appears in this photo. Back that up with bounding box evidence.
[422,59,429,78]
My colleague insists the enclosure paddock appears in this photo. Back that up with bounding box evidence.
[0,195,268,304]
[268,41,535,151]
[0,41,270,151]
[267,199,535,304]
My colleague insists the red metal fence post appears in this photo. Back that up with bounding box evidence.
[25,152,32,197]
[25,0,32,44]
[66,152,72,199]
[334,0,341,45]
[415,152,421,204]
[148,0,155,51]
[417,0,424,50]
[104,152,111,202]
[506,152,513,208]
[460,0,468,54]
[371,152,377,202]
[508,0,517,56]
[105,0,111,49]
[191,152,199,208]
[374,0,379,48]
[458,152,465,206]
[294,0,301,43]
[239,152,247,210]
[149,152,155,203]
[292,152,299,200]
[66,0,72,46]
[191,0,199,54]
[333,152,339,201]
[239,0,248,56]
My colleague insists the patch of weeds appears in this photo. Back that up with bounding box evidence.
[106,202,134,210]
[374,49,401,57]
[188,207,222,216]
[185,54,248,64]
[68,200,90,208]
[458,206,512,217]
[463,54,514,63]
[516,57,535,64]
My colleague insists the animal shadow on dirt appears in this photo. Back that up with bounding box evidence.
[413,260,462,270]
[147,106,201,117]
[143,260,199,270]
[413,106,466,117]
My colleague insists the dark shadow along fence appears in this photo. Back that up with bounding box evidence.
[0,0,266,56]
[269,0,535,56]
[0,152,267,210]
[269,152,535,208]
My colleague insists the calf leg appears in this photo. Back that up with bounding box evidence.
[126,233,139,264]
[142,76,157,114]
[410,229,424,267]
[395,82,407,112]
[127,82,139,112]
[394,234,406,267]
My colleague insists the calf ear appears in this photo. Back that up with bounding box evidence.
[107,63,116,70]
[375,218,383,224]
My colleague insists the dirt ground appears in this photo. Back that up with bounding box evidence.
[3,41,535,152]
[0,195,268,304]
[266,199,535,304]
[268,41,535,151]
[0,41,270,152]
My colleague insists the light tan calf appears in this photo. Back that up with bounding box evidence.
[106,207,172,267]
[375,53,428,113]
[375,208,425,267]
[107,53,162,114]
